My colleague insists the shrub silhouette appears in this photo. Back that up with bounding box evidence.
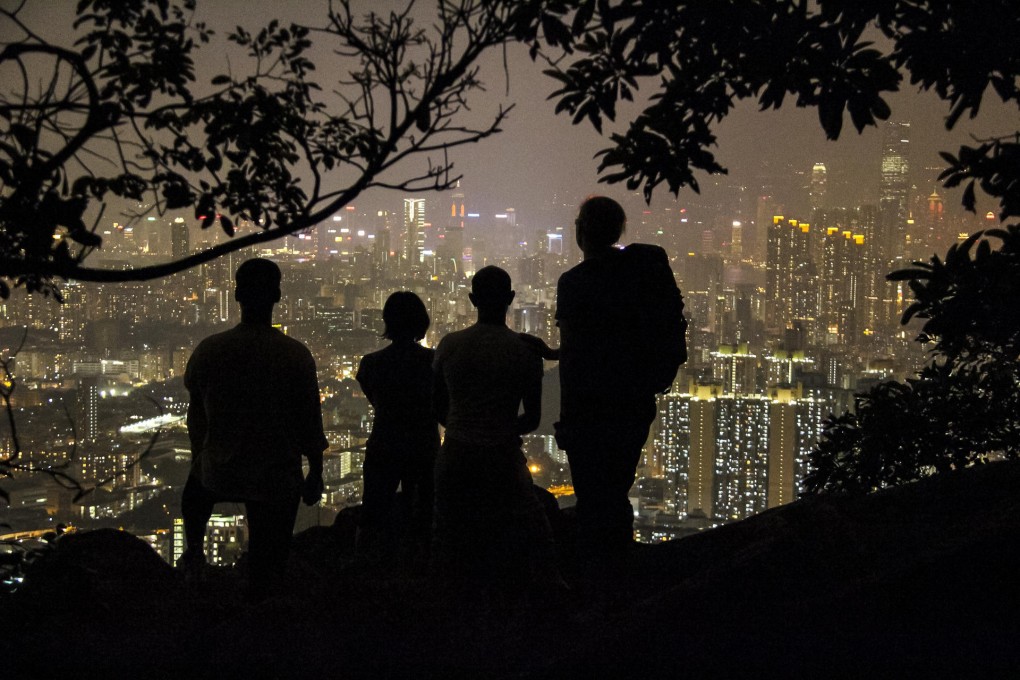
[805,227,1020,494]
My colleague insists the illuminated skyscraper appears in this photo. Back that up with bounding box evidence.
[687,382,721,517]
[710,343,758,394]
[768,383,832,507]
[753,195,782,264]
[199,247,231,324]
[171,219,190,260]
[318,215,343,260]
[403,197,426,266]
[919,190,947,257]
[809,162,827,211]
[661,381,835,522]
[449,181,466,224]
[58,281,88,344]
[172,515,247,566]
[879,121,911,262]
[713,395,770,520]
[766,216,817,332]
[729,220,743,260]
[813,209,867,343]
[77,376,99,445]
[438,182,466,276]
[653,391,691,515]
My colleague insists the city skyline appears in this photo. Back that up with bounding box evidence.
[4,0,1016,558]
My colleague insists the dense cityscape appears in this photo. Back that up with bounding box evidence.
[0,118,995,567]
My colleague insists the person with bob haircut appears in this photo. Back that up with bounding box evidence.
[356,291,439,564]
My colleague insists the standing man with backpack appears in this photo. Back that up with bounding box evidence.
[548,196,687,585]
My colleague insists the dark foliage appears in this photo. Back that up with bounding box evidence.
[529,0,1020,205]
[893,225,1020,365]
[805,225,1020,494]
[0,0,550,294]
[803,362,1020,495]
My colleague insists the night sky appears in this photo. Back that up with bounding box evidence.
[14,1,1018,230]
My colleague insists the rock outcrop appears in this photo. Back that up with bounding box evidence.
[5,461,1019,678]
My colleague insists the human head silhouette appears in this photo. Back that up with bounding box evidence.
[234,258,282,313]
[469,265,515,317]
[575,195,626,254]
[382,291,430,343]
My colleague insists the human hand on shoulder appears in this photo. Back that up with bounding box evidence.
[518,333,559,360]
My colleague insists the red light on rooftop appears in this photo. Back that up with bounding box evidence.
[346,206,355,211]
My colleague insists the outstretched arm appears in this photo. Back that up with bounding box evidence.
[518,332,559,361]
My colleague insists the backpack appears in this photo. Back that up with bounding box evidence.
[621,244,689,394]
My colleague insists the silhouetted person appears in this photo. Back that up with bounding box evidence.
[432,266,561,602]
[181,258,328,600]
[553,196,686,578]
[356,291,439,564]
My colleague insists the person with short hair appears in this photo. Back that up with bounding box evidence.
[554,195,685,578]
[181,258,328,600]
[356,291,439,563]
[432,266,560,600]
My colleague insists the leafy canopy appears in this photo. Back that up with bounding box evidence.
[531,0,1020,207]
[0,0,550,296]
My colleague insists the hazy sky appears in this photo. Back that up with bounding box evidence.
[9,0,1017,228]
[203,2,1018,226]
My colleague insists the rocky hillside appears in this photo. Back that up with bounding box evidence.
[6,460,1019,678]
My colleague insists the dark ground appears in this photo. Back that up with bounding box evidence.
[5,460,1020,679]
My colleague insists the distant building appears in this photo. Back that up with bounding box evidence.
[170,219,190,260]
[172,515,246,566]
[766,216,818,332]
[403,197,426,267]
[879,120,911,262]
[58,282,88,344]
[809,162,827,211]
[652,381,837,523]
[77,377,99,445]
